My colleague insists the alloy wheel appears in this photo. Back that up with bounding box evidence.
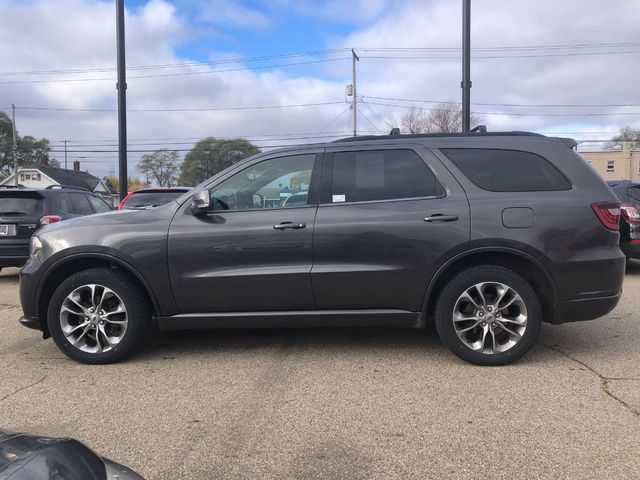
[59,284,128,354]
[452,282,528,355]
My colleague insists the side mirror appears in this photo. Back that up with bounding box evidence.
[190,189,210,214]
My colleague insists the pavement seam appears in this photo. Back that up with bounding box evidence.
[542,344,640,418]
[0,376,47,402]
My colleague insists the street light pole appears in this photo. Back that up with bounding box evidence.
[12,104,18,186]
[461,0,471,132]
[116,0,128,201]
[351,48,359,137]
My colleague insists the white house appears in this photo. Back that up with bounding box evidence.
[0,160,119,206]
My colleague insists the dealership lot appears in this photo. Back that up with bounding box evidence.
[1,266,639,479]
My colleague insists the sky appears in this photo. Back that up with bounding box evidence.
[1,0,639,180]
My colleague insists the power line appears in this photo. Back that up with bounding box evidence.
[0,57,350,85]
[0,49,351,77]
[2,42,638,77]
[14,101,345,112]
[365,101,640,117]
[361,95,640,108]
[358,108,383,134]
[359,50,640,60]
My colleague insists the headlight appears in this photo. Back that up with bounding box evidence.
[30,236,43,258]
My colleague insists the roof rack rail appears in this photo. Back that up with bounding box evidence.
[333,130,544,143]
[45,185,90,192]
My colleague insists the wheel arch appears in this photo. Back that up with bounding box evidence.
[36,253,160,337]
[423,248,558,324]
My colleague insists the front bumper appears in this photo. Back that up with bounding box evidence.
[19,315,42,331]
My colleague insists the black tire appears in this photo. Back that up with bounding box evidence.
[434,265,542,366]
[47,268,150,364]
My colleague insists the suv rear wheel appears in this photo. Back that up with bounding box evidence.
[435,265,541,366]
[47,268,150,364]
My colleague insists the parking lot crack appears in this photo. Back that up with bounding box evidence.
[542,344,640,418]
[1,376,46,402]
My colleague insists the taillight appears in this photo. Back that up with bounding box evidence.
[40,215,62,227]
[620,203,640,223]
[591,201,621,231]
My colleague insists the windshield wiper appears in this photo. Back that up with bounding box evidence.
[0,211,28,215]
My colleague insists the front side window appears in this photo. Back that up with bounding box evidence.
[442,148,571,192]
[209,154,316,211]
[328,149,441,204]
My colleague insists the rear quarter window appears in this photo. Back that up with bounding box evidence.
[442,148,571,192]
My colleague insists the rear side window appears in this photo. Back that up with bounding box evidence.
[442,148,571,192]
[329,149,442,203]
[87,195,111,213]
[68,193,93,215]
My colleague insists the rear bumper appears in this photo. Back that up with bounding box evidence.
[0,239,29,267]
[551,292,622,324]
[620,242,640,259]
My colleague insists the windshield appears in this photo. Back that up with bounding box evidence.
[0,196,43,215]
[123,191,185,208]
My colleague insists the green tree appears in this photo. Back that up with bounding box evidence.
[179,137,261,186]
[0,112,52,175]
[606,126,640,150]
[137,149,180,187]
[105,175,145,192]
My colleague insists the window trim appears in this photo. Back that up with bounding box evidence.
[319,148,446,206]
[440,147,573,193]
[204,152,324,214]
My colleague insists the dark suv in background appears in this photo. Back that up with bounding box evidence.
[607,180,640,259]
[19,131,625,366]
[0,186,111,271]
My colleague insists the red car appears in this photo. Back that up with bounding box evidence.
[118,187,192,210]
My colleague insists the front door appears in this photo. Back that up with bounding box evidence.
[168,150,323,313]
[311,145,470,312]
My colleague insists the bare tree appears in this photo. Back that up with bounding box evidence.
[400,102,481,134]
[400,106,429,133]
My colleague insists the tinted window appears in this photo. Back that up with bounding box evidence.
[442,148,571,192]
[53,193,72,214]
[124,191,185,208]
[0,194,43,215]
[627,186,640,204]
[210,154,316,210]
[329,149,441,203]
[68,193,93,215]
[87,195,111,213]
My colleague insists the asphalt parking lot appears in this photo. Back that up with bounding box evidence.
[1,266,639,480]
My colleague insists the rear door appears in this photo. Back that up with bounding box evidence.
[0,191,43,260]
[311,144,470,312]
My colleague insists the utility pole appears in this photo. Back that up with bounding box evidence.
[64,140,68,169]
[12,104,18,186]
[351,48,359,137]
[461,0,471,132]
[116,0,128,201]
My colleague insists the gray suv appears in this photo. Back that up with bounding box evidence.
[18,132,625,366]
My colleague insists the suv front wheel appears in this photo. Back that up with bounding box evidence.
[47,268,150,364]
[435,265,542,366]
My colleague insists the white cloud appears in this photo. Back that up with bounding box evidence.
[0,0,639,181]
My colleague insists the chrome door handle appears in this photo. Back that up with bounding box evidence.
[273,222,306,230]
[424,214,459,223]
